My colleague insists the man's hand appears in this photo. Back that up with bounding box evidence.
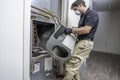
[64,28,72,34]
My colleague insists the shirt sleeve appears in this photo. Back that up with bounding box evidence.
[85,11,99,28]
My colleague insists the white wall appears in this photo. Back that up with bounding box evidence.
[0,0,24,80]
[93,11,120,54]
[68,0,80,28]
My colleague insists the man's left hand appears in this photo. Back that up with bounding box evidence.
[64,28,72,34]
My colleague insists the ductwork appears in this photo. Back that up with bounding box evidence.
[31,5,76,62]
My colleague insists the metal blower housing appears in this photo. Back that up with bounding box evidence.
[46,25,76,62]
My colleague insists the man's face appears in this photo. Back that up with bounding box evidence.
[72,6,79,11]
[72,5,83,13]
[72,6,83,15]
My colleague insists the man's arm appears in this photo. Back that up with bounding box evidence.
[64,11,99,35]
[72,12,98,35]
[72,26,92,34]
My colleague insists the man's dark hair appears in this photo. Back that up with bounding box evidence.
[71,0,86,8]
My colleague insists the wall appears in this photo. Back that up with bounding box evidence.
[93,11,120,54]
[31,0,51,9]
[0,0,24,80]
[50,0,62,18]
[67,0,80,28]
[67,0,90,28]
[31,0,61,18]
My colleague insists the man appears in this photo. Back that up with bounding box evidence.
[63,0,99,80]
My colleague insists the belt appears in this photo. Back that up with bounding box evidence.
[77,38,93,41]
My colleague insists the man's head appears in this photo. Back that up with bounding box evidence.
[71,0,87,15]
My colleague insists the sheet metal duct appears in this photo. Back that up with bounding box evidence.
[46,25,76,62]
[31,5,76,62]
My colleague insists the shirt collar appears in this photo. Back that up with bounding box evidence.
[84,8,90,15]
[81,8,90,18]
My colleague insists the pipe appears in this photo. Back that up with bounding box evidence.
[31,5,60,26]
[31,11,51,19]
[43,8,60,24]
[32,54,50,63]
[31,5,54,17]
